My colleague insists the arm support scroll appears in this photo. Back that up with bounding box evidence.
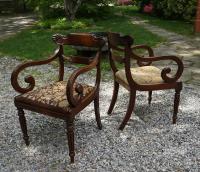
[66,53,100,107]
[131,51,184,83]
[11,47,62,94]
[131,45,154,66]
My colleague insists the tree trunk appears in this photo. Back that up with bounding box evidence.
[64,0,83,21]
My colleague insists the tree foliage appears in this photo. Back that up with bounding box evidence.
[136,0,197,21]
[26,0,115,20]
[77,0,114,18]
[152,0,198,21]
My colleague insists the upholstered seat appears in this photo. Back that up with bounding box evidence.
[16,81,94,112]
[115,66,164,86]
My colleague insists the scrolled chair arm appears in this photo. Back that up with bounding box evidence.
[131,51,184,83]
[11,47,62,94]
[66,53,100,107]
[131,45,154,66]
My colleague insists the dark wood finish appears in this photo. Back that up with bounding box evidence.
[173,83,182,124]
[11,33,105,163]
[119,90,136,130]
[107,81,119,115]
[94,92,102,130]
[94,58,102,130]
[107,32,184,130]
[66,116,75,163]
[148,91,152,105]
[17,107,29,146]
[195,0,200,32]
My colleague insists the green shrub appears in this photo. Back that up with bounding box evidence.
[39,1,65,19]
[76,0,115,19]
[27,0,65,19]
[77,4,112,19]
[71,21,87,29]
[28,0,115,20]
[36,20,52,29]
[51,18,72,30]
[152,0,197,21]
[36,18,94,30]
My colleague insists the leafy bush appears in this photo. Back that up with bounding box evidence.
[77,0,114,19]
[36,18,94,30]
[71,19,94,29]
[152,0,197,21]
[38,0,65,19]
[51,18,72,30]
[71,21,87,29]
[27,0,115,20]
[36,20,52,29]
[27,0,65,19]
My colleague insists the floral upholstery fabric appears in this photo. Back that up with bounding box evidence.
[115,66,165,85]
[17,81,94,111]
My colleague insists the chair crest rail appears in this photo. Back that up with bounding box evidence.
[52,33,105,48]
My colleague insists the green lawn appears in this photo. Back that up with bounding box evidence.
[0,15,164,71]
[117,6,195,37]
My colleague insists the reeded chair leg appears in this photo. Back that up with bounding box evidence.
[119,90,136,130]
[66,117,75,163]
[173,87,182,124]
[94,92,102,130]
[108,81,119,115]
[148,91,152,105]
[17,107,30,146]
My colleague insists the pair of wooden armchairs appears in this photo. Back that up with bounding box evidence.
[11,32,183,163]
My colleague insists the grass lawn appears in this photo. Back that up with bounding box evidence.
[117,6,195,37]
[0,14,164,71]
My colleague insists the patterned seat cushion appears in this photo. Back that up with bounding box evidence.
[16,81,94,112]
[115,66,165,86]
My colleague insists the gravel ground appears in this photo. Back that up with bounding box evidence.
[0,57,200,172]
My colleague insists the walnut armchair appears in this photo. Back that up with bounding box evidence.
[11,33,105,163]
[107,32,184,130]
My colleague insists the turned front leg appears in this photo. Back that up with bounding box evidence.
[17,107,30,146]
[173,88,181,124]
[173,82,182,124]
[148,91,152,105]
[66,116,75,163]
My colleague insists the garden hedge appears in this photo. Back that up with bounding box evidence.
[136,0,197,21]
[152,0,198,21]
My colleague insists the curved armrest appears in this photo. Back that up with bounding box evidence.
[131,51,184,83]
[11,47,62,94]
[66,53,100,107]
[131,45,154,66]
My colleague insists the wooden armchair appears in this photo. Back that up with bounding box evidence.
[107,32,184,130]
[11,33,105,163]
